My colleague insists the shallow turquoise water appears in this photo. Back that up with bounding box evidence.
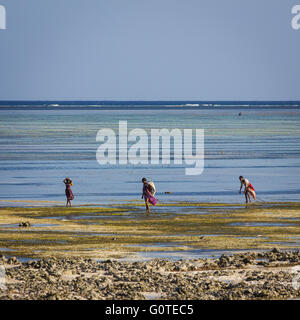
[0,105,299,205]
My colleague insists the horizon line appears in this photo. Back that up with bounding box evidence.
[1,100,300,103]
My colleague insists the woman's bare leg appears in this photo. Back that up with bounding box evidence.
[145,199,150,213]
[248,192,252,203]
[244,190,249,203]
[249,189,256,201]
[245,190,252,203]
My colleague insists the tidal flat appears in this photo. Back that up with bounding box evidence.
[0,202,300,300]
[0,201,299,260]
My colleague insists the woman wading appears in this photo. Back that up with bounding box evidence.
[141,178,157,213]
[64,177,74,207]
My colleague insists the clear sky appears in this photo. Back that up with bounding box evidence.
[0,0,299,101]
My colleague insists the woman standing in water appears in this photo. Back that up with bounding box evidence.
[141,178,157,213]
[239,176,256,204]
[63,177,74,207]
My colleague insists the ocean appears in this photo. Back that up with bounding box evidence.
[0,102,299,206]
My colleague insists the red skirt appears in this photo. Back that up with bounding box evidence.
[247,183,255,192]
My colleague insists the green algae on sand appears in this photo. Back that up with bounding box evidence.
[0,202,299,260]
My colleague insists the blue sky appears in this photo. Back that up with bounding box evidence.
[0,0,299,100]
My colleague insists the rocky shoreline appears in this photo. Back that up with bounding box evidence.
[1,248,300,300]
